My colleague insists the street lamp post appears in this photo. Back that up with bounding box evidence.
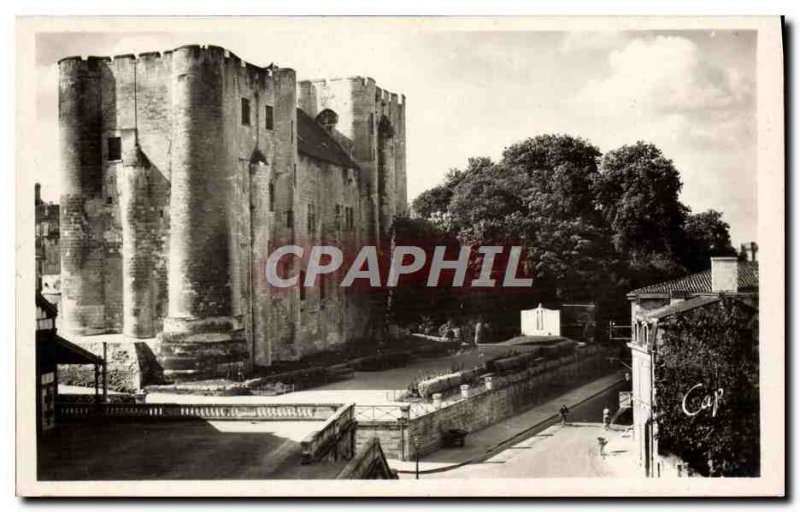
[413,436,420,480]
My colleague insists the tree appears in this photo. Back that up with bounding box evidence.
[411,159,493,220]
[594,142,688,259]
[410,184,453,220]
[388,215,462,327]
[497,135,612,301]
[681,210,737,273]
[654,298,760,477]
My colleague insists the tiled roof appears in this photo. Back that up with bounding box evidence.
[642,295,723,320]
[296,108,358,169]
[628,260,759,296]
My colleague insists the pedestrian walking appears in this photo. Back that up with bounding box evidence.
[559,404,569,425]
[597,437,607,458]
[603,407,611,429]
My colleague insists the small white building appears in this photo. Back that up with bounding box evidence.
[520,304,561,336]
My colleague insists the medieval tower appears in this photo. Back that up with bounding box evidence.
[58,45,407,381]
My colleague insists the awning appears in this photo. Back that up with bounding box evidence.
[37,334,103,366]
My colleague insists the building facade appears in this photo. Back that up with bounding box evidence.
[35,183,61,302]
[627,255,759,477]
[58,45,407,380]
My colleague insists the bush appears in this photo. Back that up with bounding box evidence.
[485,340,579,374]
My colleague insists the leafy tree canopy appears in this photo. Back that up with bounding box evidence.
[404,134,737,326]
[595,142,688,257]
[681,209,737,273]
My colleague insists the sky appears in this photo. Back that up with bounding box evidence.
[34,27,757,245]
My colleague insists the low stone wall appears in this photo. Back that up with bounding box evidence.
[353,346,618,461]
[57,340,165,393]
[301,403,356,464]
[337,437,398,479]
[406,347,616,458]
[354,422,408,460]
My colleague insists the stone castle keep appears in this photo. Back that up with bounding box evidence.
[59,44,407,380]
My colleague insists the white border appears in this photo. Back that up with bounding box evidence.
[13,15,785,498]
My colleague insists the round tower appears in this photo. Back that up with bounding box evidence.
[118,147,156,338]
[159,45,247,380]
[58,56,107,336]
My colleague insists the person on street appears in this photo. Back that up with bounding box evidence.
[559,404,569,425]
[603,407,611,429]
[598,437,607,458]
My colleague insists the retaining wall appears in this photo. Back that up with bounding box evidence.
[355,346,618,460]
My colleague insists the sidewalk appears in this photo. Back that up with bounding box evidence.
[597,424,641,477]
[388,371,625,474]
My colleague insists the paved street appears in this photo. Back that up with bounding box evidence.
[391,376,636,478]
[423,422,637,479]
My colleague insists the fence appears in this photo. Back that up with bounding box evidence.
[55,402,341,421]
[354,404,409,423]
[608,322,633,342]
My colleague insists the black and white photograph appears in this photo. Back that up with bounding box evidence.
[14,15,784,497]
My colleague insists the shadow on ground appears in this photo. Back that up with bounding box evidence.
[37,419,343,480]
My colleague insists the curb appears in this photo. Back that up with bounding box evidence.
[393,375,625,475]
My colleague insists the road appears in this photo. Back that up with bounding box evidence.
[425,381,633,479]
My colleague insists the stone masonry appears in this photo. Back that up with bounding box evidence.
[58,45,407,382]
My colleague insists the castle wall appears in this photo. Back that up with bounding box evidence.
[297,78,407,242]
[59,46,406,379]
[283,154,374,358]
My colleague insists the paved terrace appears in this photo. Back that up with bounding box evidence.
[37,419,350,480]
[144,343,562,406]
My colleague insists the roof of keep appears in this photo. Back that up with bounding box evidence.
[296,108,358,169]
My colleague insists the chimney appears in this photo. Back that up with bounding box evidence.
[748,242,758,262]
[739,241,759,262]
[35,182,41,205]
[711,256,739,293]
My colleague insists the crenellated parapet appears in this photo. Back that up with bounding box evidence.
[297,76,407,243]
[57,44,403,381]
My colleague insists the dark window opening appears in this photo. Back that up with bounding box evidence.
[269,183,275,212]
[307,203,317,233]
[265,105,274,130]
[106,196,113,205]
[286,209,294,229]
[344,206,355,231]
[107,137,122,161]
[241,98,251,125]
